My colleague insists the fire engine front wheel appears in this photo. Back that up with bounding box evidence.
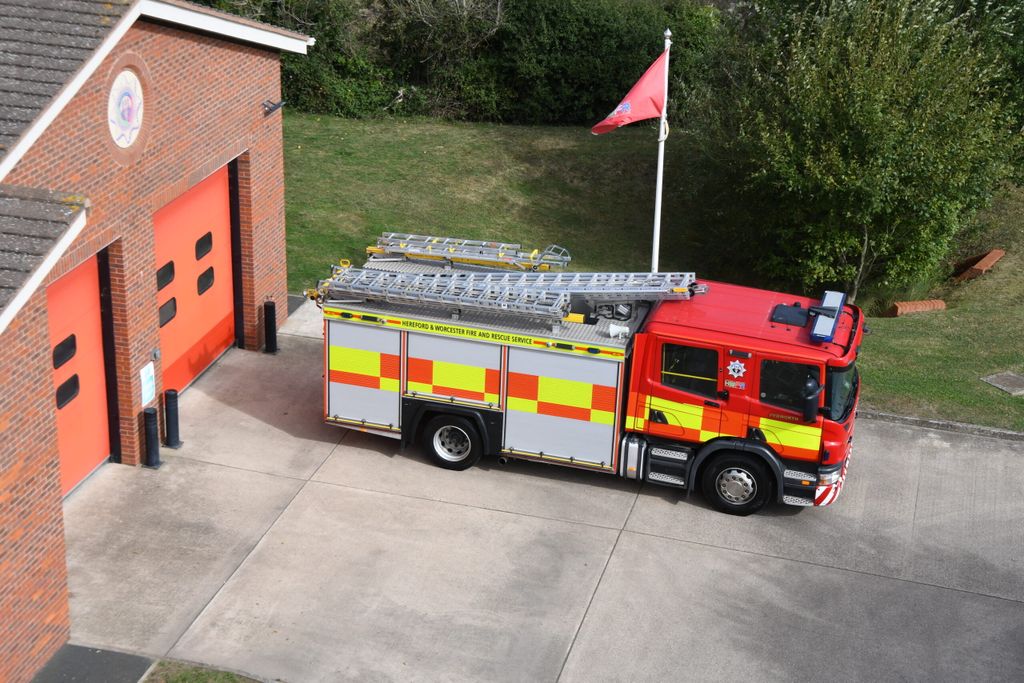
[701,454,772,516]
[423,416,483,471]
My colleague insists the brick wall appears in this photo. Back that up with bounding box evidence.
[0,293,70,683]
[0,20,290,682]
[7,19,289,464]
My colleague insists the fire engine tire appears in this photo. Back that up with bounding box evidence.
[701,454,772,516]
[422,415,484,471]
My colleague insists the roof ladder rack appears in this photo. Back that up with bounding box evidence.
[366,232,572,271]
[318,265,701,325]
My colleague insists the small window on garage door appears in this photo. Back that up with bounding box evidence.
[197,267,214,295]
[159,298,177,327]
[157,261,175,290]
[56,374,80,409]
[195,232,212,260]
[52,334,77,369]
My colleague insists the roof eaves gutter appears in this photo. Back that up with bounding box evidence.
[138,0,314,54]
[0,207,89,337]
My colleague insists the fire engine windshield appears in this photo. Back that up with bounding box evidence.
[825,363,858,422]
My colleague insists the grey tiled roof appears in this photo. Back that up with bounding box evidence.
[0,185,88,311]
[0,0,133,161]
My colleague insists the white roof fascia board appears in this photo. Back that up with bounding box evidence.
[139,0,314,53]
[0,210,88,337]
[0,4,144,183]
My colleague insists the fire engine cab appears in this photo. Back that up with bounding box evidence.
[309,234,864,515]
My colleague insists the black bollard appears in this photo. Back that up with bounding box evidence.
[164,389,182,449]
[263,300,278,353]
[143,407,161,468]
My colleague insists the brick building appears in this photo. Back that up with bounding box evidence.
[0,2,312,680]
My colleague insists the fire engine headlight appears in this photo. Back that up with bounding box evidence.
[819,468,842,486]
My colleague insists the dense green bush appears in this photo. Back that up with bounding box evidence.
[281,53,399,116]
[194,0,718,123]
[960,0,1024,179]
[486,0,717,123]
[681,0,1021,302]
[373,0,719,122]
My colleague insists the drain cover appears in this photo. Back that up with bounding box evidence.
[982,372,1024,396]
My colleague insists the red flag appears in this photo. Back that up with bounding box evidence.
[592,51,668,135]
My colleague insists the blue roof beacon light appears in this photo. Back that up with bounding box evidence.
[809,290,846,343]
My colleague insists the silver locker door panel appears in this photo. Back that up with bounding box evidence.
[407,333,499,367]
[504,412,617,467]
[510,347,619,385]
[406,332,501,405]
[504,347,619,466]
[328,319,398,352]
[326,320,401,429]
[328,383,401,430]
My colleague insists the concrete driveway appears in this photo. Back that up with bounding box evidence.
[63,303,1024,682]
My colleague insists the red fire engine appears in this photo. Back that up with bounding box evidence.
[310,234,863,515]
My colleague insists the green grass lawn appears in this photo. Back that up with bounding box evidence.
[858,186,1024,431]
[144,661,257,683]
[283,112,1024,431]
[283,112,702,289]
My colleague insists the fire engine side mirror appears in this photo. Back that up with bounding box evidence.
[802,376,823,423]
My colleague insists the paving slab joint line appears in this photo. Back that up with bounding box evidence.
[162,453,312,483]
[624,527,1024,606]
[160,469,322,659]
[310,474,625,532]
[556,487,641,682]
[278,325,320,338]
[859,409,1024,442]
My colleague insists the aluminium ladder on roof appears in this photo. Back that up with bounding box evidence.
[319,265,700,324]
[367,232,572,271]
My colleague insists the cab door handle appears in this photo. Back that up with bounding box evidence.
[703,400,720,408]
[649,409,668,424]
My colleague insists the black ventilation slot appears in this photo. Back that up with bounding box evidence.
[52,334,77,369]
[771,302,810,327]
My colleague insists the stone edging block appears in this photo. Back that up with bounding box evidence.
[955,248,1006,282]
[886,299,946,317]
[859,409,1024,442]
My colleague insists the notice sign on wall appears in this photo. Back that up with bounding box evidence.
[140,362,156,405]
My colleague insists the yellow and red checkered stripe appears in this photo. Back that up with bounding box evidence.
[329,346,400,392]
[407,357,500,404]
[624,391,648,431]
[752,416,822,461]
[507,372,617,424]
[626,392,822,460]
[628,393,728,442]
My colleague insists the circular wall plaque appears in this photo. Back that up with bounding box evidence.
[107,69,144,149]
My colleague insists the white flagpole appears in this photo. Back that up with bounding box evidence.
[651,28,672,272]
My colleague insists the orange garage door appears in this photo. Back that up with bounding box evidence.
[154,166,235,392]
[47,256,110,495]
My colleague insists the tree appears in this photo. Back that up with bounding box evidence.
[686,0,1021,302]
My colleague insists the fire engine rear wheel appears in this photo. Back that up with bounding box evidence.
[701,454,772,516]
[423,416,483,471]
